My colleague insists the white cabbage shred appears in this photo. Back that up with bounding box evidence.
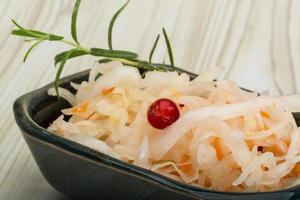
[47,61,300,192]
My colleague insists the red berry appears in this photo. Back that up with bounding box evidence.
[147,98,180,129]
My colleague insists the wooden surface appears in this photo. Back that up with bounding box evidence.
[1,0,300,199]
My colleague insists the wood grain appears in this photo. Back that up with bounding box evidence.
[0,0,299,199]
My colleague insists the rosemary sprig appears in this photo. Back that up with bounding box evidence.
[23,39,46,62]
[11,0,177,97]
[71,0,81,44]
[90,48,138,59]
[55,49,89,66]
[55,49,78,97]
[149,34,160,63]
[108,0,130,50]
[12,20,64,41]
[162,28,174,67]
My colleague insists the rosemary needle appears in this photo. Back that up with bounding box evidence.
[11,0,177,97]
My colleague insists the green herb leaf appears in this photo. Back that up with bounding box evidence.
[55,49,77,97]
[149,34,160,63]
[48,34,64,41]
[90,48,138,59]
[71,0,81,44]
[11,29,45,39]
[98,59,113,64]
[55,49,89,65]
[12,29,48,36]
[23,39,45,62]
[162,28,174,67]
[27,29,49,36]
[108,0,130,50]
[11,30,40,38]
[12,20,64,41]
[11,19,25,30]
[12,29,64,40]
[12,19,48,38]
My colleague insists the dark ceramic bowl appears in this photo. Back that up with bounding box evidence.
[13,67,300,200]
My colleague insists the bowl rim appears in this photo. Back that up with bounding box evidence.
[13,68,298,197]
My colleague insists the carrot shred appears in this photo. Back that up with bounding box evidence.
[102,87,115,96]
[72,101,89,113]
[260,124,269,131]
[265,145,284,156]
[287,163,300,177]
[260,111,270,119]
[179,155,193,176]
[88,112,105,120]
[212,137,224,161]
[204,177,212,187]
[245,140,254,150]
[294,163,300,173]
[186,131,193,138]
[57,127,65,135]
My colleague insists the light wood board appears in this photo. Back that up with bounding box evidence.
[0,0,300,199]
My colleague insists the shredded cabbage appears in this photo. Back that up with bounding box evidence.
[48,61,300,192]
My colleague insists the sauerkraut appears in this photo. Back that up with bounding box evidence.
[48,61,300,192]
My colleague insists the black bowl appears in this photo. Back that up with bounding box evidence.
[13,68,300,200]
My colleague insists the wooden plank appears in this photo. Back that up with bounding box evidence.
[0,0,299,199]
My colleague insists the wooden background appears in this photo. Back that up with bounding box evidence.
[0,0,300,199]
